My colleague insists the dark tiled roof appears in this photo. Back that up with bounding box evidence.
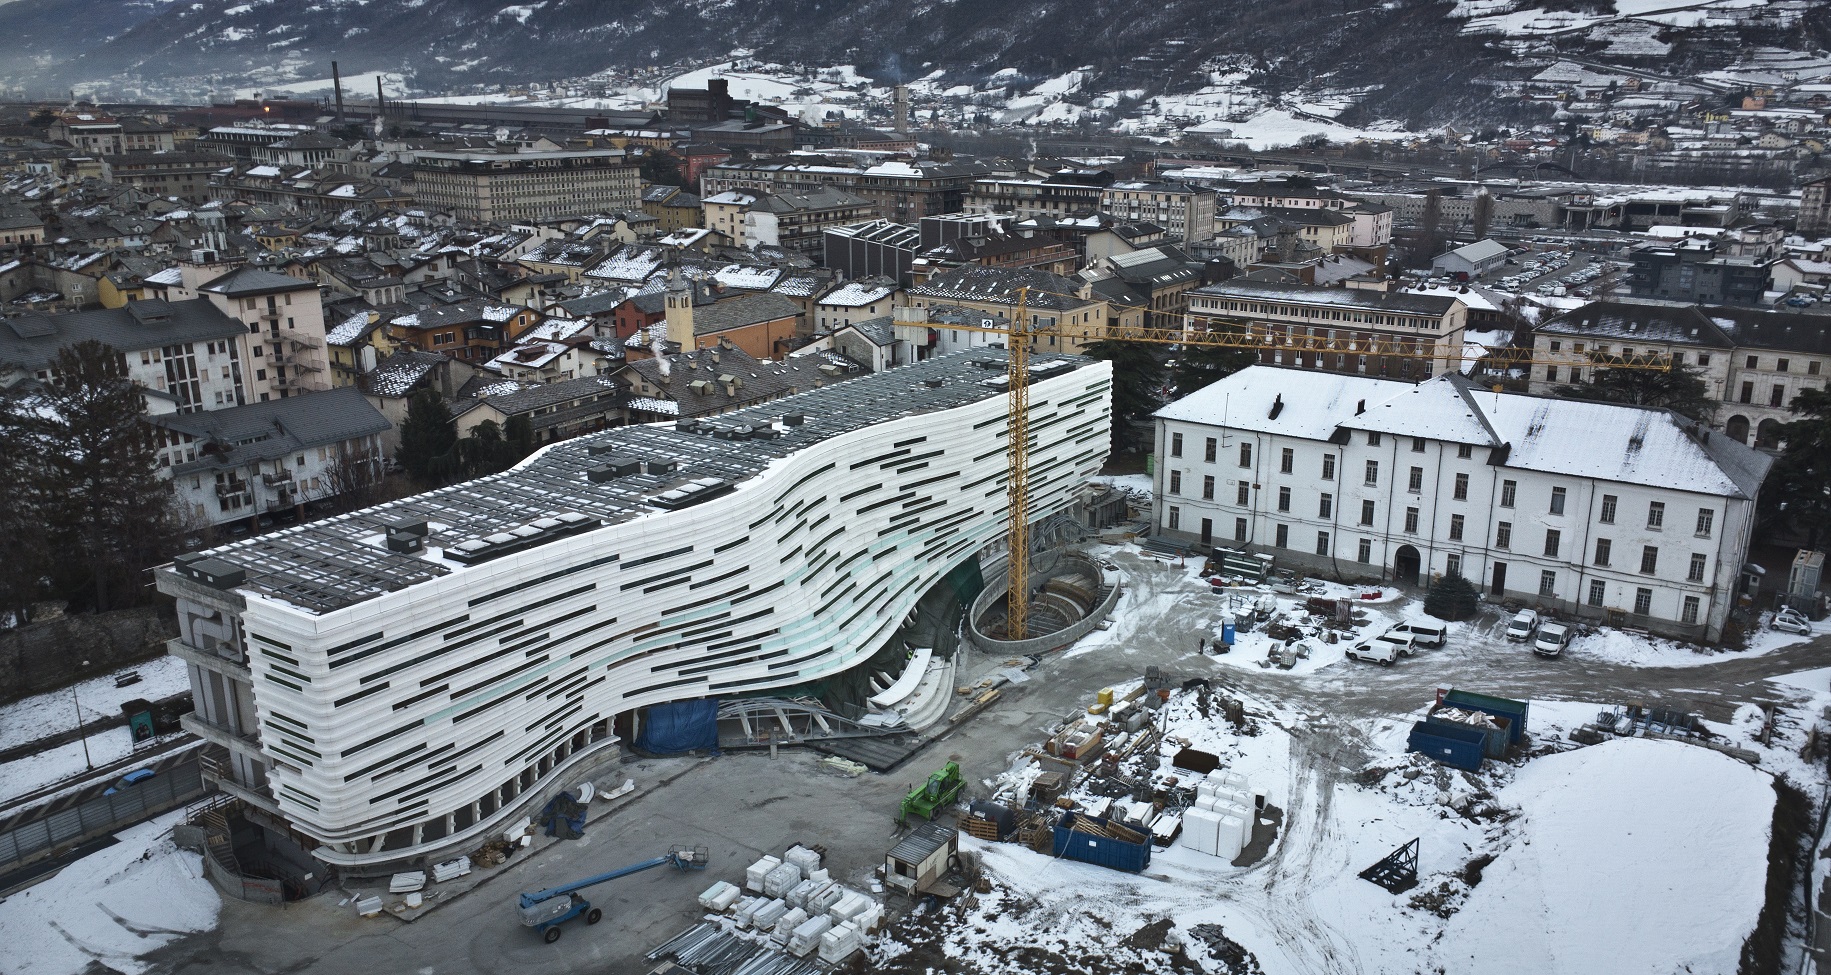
[693,292,803,336]
[1539,300,1733,347]
[199,265,315,297]
[0,298,246,370]
[154,386,391,474]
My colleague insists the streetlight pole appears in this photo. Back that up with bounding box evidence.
[72,659,92,771]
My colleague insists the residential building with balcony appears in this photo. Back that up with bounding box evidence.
[197,267,330,402]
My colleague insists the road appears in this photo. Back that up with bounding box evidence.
[141,548,1826,975]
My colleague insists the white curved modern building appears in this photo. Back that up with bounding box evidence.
[159,351,1111,872]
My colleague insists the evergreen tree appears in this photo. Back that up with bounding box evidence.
[504,414,535,460]
[1555,363,1718,423]
[396,390,458,485]
[0,386,53,623]
[1081,339,1163,455]
[1762,387,1831,548]
[1424,572,1481,621]
[1173,343,1259,398]
[37,341,177,612]
[459,420,520,477]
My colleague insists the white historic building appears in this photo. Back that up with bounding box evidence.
[1153,367,1771,641]
[156,352,1110,873]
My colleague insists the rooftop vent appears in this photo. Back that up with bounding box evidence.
[646,459,679,476]
[781,413,805,426]
[173,554,247,590]
[445,512,598,565]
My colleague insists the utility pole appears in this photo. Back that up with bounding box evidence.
[72,659,93,771]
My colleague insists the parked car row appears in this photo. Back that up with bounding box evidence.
[1344,620,1448,666]
[1504,608,1573,657]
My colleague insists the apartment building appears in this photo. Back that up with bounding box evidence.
[0,298,247,411]
[1098,181,1217,242]
[1530,299,1831,448]
[412,149,640,223]
[154,351,1111,874]
[196,267,330,402]
[1185,280,1470,380]
[1153,367,1770,641]
[965,171,1115,220]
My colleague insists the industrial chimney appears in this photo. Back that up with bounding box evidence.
[331,61,346,121]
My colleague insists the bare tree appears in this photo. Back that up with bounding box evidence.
[322,441,388,513]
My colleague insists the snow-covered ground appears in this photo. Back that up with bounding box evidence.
[0,656,189,753]
[0,810,220,975]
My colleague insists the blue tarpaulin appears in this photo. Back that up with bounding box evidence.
[636,698,721,754]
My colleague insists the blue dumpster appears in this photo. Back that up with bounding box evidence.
[1406,720,1486,772]
[1052,812,1152,873]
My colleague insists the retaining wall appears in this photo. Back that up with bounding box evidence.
[0,607,177,705]
[967,552,1122,656]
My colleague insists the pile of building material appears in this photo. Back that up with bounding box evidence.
[430,857,471,883]
[1181,769,1256,860]
[692,844,879,963]
[647,922,822,975]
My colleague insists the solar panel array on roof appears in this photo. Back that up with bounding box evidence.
[184,350,1074,614]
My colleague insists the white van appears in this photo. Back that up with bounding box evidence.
[1347,629,1414,665]
[1389,620,1447,648]
[1534,621,1571,657]
[1505,609,1539,641]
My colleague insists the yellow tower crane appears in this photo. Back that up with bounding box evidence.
[926,286,1674,639]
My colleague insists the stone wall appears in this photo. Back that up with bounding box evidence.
[0,607,177,705]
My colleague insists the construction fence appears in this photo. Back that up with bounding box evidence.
[0,759,206,872]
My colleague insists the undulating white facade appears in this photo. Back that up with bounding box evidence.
[158,352,1111,871]
[1153,367,1771,641]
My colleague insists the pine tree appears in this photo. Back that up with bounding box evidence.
[1555,363,1718,423]
[396,390,458,486]
[1080,340,1163,455]
[1762,387,1831,548]
[37,341,178,612]
[1173,343,1259,398]
[0,387,54,623]
[459,420,521,477]
[1424,572,1481,621]
[504,414,535,460]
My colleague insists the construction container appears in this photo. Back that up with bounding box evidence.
[745,855,782,892]
[1172,747,1221,774]
[1053,812,1152,872]
[787,915,832,957]
[785,878,819,909]
[1439,689,1529,745]
[1426,704,1512,759]
[1181,808,1222,856]
[752,898,789,931]
[784,845,822,879]
[773,907,808,940]
[762,862,802,898]
[1406,720,1487,772]
[968,799,1017,840]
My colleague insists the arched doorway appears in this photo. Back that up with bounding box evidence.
[1725,415,1750,444]
[1756,418,1783,450]
[1393,545,1421,585]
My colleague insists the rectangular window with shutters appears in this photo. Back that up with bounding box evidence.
[1550,487,1566,515]
[1682,596,1699,625]
[1449,514,1464,541]
[1169,471,1181,495]
[1357,538,1372,563]
[1275,524,1288,548]
[1280,448,1293,474]
[1594,538,1611,566]
[1496,522,1512,549]
[1239,442,1252,468]
[1501,480,1516,507]
[1600,494,1616,524]
[1407,467,1423,493]
[1315,532,1330,556]
[1170,433,1183,457]
[1640,546,1658,575]
[1204,437,1216,462]
[1412,437,1426,453]
[1544,529,1560,558]
[1453,473,1468,500]
[1404,507,1419,533]
[1695,509,1713,537]
[1321,455,1335,480]
[1688,553,1705,582]
[1634,588,1653,615]
[1234,518,1247,541]
[1319,493,1333,518]
[1236,482,1249,506]
[1365,460,1379,486]
[1202,476,1215,501]
[1540,570,1557,596]
[1647,501,1664,529]
[1277,487,1291,512]
[1588,580,1605,606]
[1368,432,1381,446]
[1360,500,1375,526]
